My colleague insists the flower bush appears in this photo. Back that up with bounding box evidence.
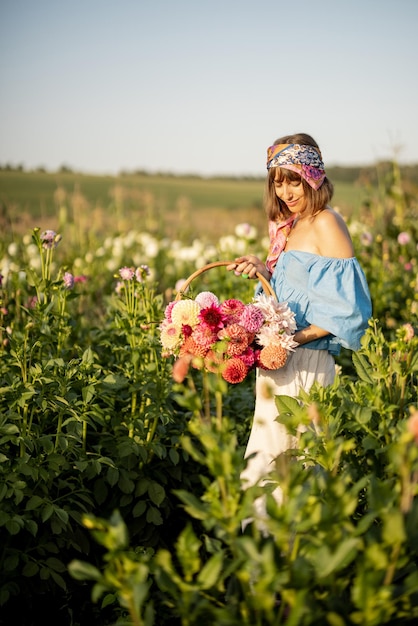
[159,291,298,384]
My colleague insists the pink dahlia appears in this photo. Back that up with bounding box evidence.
[222,358,248,384]
[220,298,246,322]
[199,304,227,331]
[195,291,219,308]
[239,304,265,333]
[218,323,249,356]
[192,324,218,350]
[164,301,176,321]
[238,346,256,368]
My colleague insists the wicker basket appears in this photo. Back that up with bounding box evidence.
[174,260,276,301]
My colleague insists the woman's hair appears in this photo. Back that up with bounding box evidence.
[264,132,334,222]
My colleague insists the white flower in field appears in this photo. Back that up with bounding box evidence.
[73,257,83,269]
[123,231,136,248]
[85,252,94,264]
[347,220,363,236]
[261,235,269,251]
[136,233,160,258]
[218,235,237,253]
[95,247,105,257]
[26,243,39,259]
[22,234,32,245]
[8,243,18,257]
[30,257,42,270]
[176,243,202,262]
[106,258,119,272]
[235,223,257,240]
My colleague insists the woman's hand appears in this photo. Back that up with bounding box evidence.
[226,256,271,281]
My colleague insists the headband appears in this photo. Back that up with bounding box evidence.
[266,143,326,190]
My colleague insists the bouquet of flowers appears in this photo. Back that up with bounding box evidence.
[159,290,298,384]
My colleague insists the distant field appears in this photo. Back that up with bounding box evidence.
[0,170,368,243]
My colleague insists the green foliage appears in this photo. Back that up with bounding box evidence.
[0,162,417,624]
[70,322,418,625]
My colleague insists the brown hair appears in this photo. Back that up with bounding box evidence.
[264,132,334,222]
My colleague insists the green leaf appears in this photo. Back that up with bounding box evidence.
[148,481,165,506]
[352,352,375,384]
[26,495,45,511]
[196,550,223,589]
[68,560,101,581]
[101,374,128,390]
[133,500,147,517]
[314,537,360,578]
[146,506,163,526]
[174,490,208,520]
[23,561,39,577]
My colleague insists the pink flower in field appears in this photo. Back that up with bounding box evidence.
[63,272,74,289]
[360,232,373,246]
[398,232,411,245]
[175,278,187,293]
[40,230,61,249]
[27,296,38,309]
[401,323,415,342]
[74,275,87,283]
[119,266,135,280]
[404,262,412,271]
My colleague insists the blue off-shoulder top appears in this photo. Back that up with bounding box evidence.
[265,251,372,355]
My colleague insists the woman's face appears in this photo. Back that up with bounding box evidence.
[274,170,307,215]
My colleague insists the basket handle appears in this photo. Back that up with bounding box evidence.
[175,260,276,301]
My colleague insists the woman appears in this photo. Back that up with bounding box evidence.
[228,133,372,523]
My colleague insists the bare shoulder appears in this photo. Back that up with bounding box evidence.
[314,208,354,258]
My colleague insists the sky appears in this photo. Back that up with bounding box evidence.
[1,0,418,177]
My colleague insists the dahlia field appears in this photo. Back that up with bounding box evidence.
[0,169,417,625]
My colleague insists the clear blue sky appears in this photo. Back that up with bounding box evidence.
[1,0,417,176]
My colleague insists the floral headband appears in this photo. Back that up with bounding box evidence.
[266,143,326,190]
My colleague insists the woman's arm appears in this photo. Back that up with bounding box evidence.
[293,324,330,346]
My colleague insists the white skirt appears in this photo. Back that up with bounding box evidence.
[241,348,336,525]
